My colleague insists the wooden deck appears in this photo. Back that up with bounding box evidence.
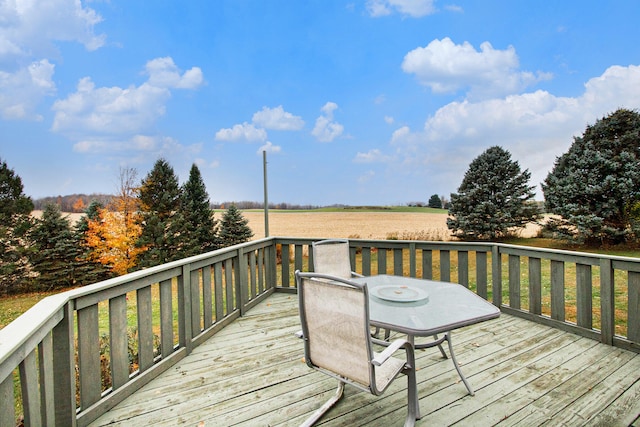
[90,292,640,427]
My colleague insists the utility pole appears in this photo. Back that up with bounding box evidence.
[263,150,269,237]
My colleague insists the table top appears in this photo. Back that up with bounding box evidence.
[352,275,500,337]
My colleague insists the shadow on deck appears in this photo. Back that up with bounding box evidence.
[90,293,640,427]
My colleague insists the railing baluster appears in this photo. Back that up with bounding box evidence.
[629,271,640,342]
[393,248,403,275]
[422,249,433,280]
[281,244,290,287]
[509,254,521,309]
[600,258,615,345]
[0,372,15,427]
[476,251,487,298]
[137,286,154,371]
[214,263,224,320]
[529,257,542,315]
[20,349,42,426]
[203,267,213,328]
[52,302,75,427]
[109,294,129,389]
[440,250,451,282]
[78,304,100,410]
[576,264,593,329]
[38,332,55,425]
[362,247,371,276]
[378,248,387,274]
[550,260,565,321]
[160,278,174,357]
[459,250,469,288]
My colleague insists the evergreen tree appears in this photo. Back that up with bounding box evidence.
[219,204,253,247]
[0,159,34,294]
[542,109,640,245]
[136,159,184,267]
[447,146,539,240]
[29,204,81,290]
[180,164,220,257]
[428,194,442,209]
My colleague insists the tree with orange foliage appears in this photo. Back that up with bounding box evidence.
[84,167,145,275]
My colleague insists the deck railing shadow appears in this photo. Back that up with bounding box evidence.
[1,237,639,426]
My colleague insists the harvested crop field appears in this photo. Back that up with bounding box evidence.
[33,210,542,241]
[242,211,542,241]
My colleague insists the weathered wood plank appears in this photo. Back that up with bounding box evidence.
[88,293,640,427]
[109,294,129,389]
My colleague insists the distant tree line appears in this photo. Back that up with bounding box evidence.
[0,158,253,295]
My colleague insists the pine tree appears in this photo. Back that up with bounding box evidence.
[219,205,253,247]
[136,159,184,267]
[543,109,640,245]
[29,204,81,290]
[180,164,220,257]
[447,146,539,240]
[428,194,442,209]
[0,158,34,294]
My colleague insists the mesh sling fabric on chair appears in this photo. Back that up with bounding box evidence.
[295,271,420,427]
[311,239,363,279]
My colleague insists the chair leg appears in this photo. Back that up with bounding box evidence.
[403,359,420,426]
[445,332,474,396]
[433,334,448,359]
[301,381,345,427]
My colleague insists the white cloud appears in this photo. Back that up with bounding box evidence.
[0,0,106,121]
[51,57,202,136]
[312,102,344,142]
[388,64,640,197]
[354,149,392,163]
[367,0,436,17]
[145,57,203,89]
[257,141,281,154]
[252,105,304,130]
[0,0,105,62]
[0,58,55,119]
[215,122,267,142]
[384,115,394,124]
[52,77,171,135]
[402,37,552,99]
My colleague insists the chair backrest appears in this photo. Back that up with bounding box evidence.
[296,272,373,388]
[312,239,353,279]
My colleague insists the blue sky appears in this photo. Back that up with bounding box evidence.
[2,1,640,206]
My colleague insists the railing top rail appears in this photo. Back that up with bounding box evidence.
[496,242,640,262]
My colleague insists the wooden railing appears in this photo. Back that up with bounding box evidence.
[1,237,639,426]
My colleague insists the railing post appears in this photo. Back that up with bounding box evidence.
[600,258,615,345]
[492,245,502,306]
[52,302,76,427]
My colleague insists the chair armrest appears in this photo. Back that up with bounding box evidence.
[372,339,412,366]
[351,272,364,278]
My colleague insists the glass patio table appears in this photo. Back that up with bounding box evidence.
[351,274,500,395]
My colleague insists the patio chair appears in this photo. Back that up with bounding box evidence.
[295,271,420,427]
[311,239,363,279]
[311,240,458,392]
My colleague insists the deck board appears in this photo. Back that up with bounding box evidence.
[90,292,640,427]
